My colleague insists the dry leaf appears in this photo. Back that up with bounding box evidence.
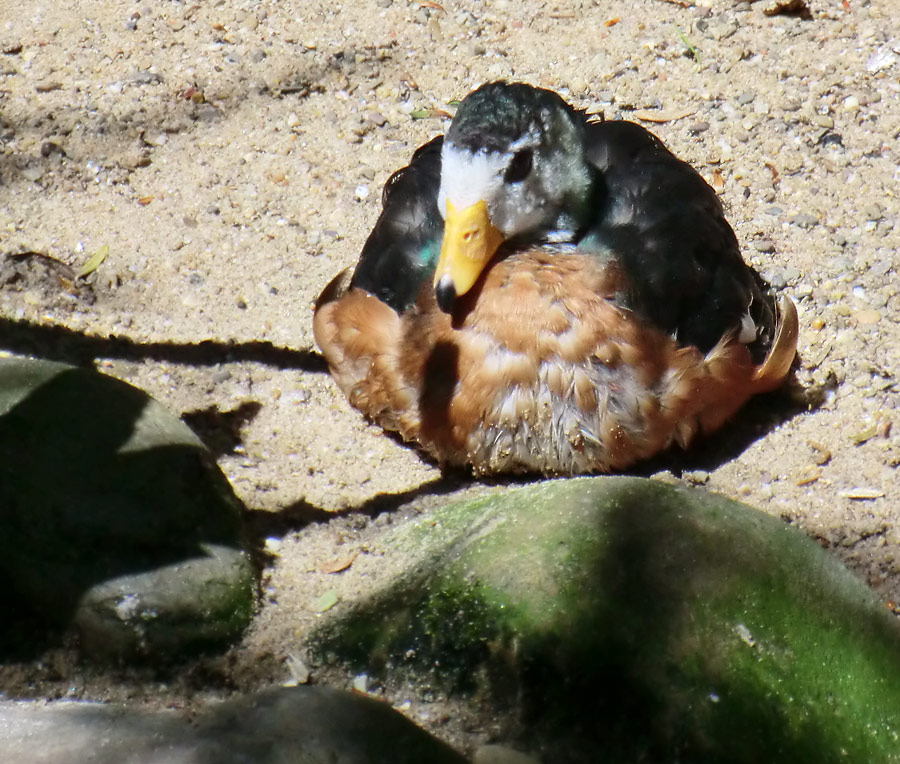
[851,424,878,445]
[712,168,725,191]
[807,440,832,465]
[409,108,452,119]
[318,550,359,574]
[77,245,109,279]
[632,108,696,123]
[314,589,339,612]
[796,467,822,486]
[840,488,885,500]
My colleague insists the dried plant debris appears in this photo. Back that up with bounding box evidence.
[1,251,95,305]
[764,0,813,19]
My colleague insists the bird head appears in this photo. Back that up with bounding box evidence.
[433,82,593,312]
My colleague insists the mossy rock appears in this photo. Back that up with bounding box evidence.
[312,477,900,762]
[0,358,256,662]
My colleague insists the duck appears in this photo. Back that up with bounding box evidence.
[313,81,798,475]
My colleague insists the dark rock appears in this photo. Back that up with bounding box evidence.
[0,358,255,662]
[313,477,900,761]
[817,131,844,148]
[0,686,466,763]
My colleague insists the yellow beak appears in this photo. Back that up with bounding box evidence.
[433,199,505,304]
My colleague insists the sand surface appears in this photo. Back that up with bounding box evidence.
[1,0,898,751]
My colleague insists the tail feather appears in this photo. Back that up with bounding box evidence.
[752,296,798,391]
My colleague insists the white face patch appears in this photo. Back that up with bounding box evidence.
[437,142,508,219]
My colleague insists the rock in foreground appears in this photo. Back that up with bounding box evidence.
[0,358,255,662]
[0,686,466,763]
[314,477,900,762]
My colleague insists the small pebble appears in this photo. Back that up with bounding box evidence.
[862,203,883,221]
[365,111,388,126]
[283,653,310,686]
[20,164,44,182]
[842,95,860,112]
[132,71,163,85]
[867,46,898,74]
[683,470,709,485]
[35,80,63,93]
[790,213,818,229]
[854,309,881,326]
[768,271,787,289]
[142,131,167,147]
[41,141,62,157]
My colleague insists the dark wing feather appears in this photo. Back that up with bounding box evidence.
[582,119,775,360]
[350,136,444,313]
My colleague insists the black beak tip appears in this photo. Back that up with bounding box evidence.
[435,278,456,314]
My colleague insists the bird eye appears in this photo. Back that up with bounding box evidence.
[504,149,533,183]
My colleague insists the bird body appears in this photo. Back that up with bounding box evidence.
[314,82,798,475]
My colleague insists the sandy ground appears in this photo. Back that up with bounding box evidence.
[1,0,899,752]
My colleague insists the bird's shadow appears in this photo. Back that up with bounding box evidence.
[0,316,328,372]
